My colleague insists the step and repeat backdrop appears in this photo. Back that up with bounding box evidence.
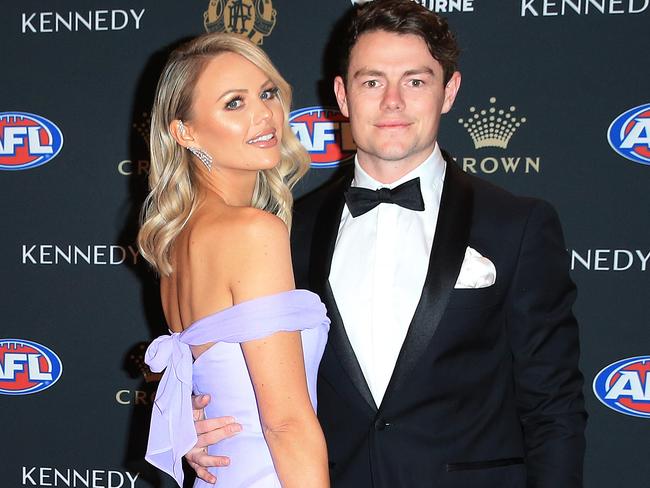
[1,1,648,487]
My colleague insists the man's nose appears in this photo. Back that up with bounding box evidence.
[381,84,404,110]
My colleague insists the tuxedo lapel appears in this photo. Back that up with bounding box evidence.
[308,170,378,413]
[381,158,474,407]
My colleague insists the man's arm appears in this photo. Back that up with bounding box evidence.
[506,200,587,488]
[186,394,242,484]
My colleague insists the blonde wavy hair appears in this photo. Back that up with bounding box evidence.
[138,33,310,276]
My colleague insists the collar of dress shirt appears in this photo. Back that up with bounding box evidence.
[352,143,446,207]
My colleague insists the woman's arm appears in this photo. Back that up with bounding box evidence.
[228,209,329,488]
[243,332,329,488]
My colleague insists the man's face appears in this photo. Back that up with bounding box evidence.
[334,30,461,180]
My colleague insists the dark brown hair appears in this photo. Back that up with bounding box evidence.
[340,0,460,84]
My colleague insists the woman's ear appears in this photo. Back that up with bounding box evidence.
[169,119,195,147]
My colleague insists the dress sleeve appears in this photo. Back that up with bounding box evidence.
[180,289,330,345]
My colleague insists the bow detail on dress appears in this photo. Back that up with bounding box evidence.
[144,333,197,487]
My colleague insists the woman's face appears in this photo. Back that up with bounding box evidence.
[187,52,284,173]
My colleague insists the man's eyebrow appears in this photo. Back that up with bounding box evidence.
[403,67,435,77]
[352,67,436,79]
[352,68,385,79]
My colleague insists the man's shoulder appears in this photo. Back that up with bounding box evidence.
[444,150,540,201]
[445,154,556,227]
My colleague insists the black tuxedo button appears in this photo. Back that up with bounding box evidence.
[374,418,390,431]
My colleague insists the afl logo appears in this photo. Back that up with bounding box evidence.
[289,106,356,169]
[607,103,650,166]
[0,112,64,171]
[0,339,63,395]
[593,356,650,419]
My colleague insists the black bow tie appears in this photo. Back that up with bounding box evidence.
[344,177,425,218]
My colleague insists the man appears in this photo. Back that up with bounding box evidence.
[189,1,587,486]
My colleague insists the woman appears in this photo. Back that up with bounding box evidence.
[138,33,330,488]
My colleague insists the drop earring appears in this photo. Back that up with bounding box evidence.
[178,120,212,171]
[188,146,213,171]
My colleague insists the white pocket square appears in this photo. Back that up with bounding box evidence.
[454,247,496,289]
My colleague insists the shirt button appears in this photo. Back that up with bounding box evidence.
[374,418,390,431]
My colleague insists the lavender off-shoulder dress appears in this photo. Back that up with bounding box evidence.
[144,290,330,487]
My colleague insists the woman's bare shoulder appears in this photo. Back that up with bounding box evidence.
[167,205,293,327]
[201,207,293,303]
[187,205,289,257]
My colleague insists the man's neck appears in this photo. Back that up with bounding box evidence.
[356,145,440,184]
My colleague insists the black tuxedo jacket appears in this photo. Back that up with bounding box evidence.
[291,155,587,488]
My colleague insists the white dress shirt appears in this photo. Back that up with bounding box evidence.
[329,144,446,406]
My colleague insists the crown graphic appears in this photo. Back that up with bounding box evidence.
[458,98,526,149]
[132,111,151,148]
[128,342,161,384]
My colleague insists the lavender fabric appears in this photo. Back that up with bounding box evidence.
[144,289,330,487]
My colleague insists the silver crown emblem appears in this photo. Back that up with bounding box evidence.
[458,98,527,149]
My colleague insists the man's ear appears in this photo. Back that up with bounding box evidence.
[334,76,350,118]
[441,71,462,114]
[169,119,196,147]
